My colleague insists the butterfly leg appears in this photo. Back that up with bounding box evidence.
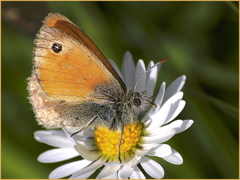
[118,123,124,163]
[71,114,99,137]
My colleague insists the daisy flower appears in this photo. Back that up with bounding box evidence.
[34,51,194,179]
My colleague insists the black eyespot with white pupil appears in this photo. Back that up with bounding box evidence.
[52,42,62,53]
[133,98,141,107]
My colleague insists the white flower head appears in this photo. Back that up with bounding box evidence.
[34,51,194,179]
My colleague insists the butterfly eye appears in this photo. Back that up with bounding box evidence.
[133,98,141,107]
[52,42,62,53]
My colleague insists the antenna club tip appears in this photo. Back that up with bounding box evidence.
[159,57,169,64]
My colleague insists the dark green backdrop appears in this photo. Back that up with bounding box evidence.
[2,1,238,179]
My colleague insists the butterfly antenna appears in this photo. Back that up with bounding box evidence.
[133,57,168,92]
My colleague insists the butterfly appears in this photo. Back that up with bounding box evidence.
[28,13,167,161]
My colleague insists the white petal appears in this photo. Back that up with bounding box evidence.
[140,156,164,178]
[142,128,176,144]
[74,142,101,161]
[146,61,158,97]
[160,120,183,133]
[71,156,107,178]
[122,51,135,88]
[121,151,131,164]
[38,148,79,163]
[103,172,118,179]
[34,130,65,137]
[104,161,121,167]
[163,91,183,107]
[147,144,172,158]
[61,127,77,146]
[34,130,66,143]
[74,136,95,146]
[108,58,124,80]
[176,119,194,134]
[141,118,152,129]
[119,161,134,179]
[152,91,183,127]
[146,61,154,79]
[128,152,137,165]
[70,170,95,179]
[40,135,73,148]
[163,75,186,104]
[139,143,157,149]
[143,82,166,121]
[164,100,186,124]
[163,149,183,165]
[97,165,120,179]
[145,100,172,130]
[135,60,146,92]
[154,82,166,108]
[130,166,146,179]
[49,160,91,179]
[74,139,97,150]
[129,154,142,167]
[134,147,152,157]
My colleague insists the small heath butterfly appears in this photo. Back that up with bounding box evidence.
[28,13,167,158]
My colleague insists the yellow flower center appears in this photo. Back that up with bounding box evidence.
[94,122,142,156]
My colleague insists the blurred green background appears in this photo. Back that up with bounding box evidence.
[2,1,238,179]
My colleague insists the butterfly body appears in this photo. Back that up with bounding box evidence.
[29,72,150,132]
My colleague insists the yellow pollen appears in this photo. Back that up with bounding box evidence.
[94,122,142,156]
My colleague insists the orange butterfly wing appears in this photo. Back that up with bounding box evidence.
[33,13,126,103]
